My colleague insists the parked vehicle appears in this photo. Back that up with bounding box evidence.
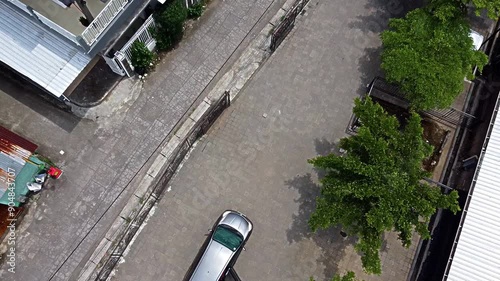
[186,210,253,281]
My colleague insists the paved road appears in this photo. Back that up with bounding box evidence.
[111,1,419,280]
[0,0,283,279]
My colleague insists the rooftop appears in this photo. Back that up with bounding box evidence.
[18,0,107,35]
[0,0,93,98]
[443,94,500,280]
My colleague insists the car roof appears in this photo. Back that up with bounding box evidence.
[189,240,233,281]
[220,211,252,238]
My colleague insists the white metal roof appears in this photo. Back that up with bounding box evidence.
[443,96,500,281]
[0,1,91,98]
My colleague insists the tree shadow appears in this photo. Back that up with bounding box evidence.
[357,46,383,97]
[285,173,320,243]
[348,0,425,97]
[348,0,424,34]
[313,137,338,156]
[312,137,343,179]
[285,173,357,279]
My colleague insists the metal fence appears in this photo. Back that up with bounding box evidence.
[119,14,157,73]
[367,77,475,128]
[185,0,203,7]
[422,108,475,129]
[81,0,130,45]
[270,0,309,52]
[95,91,231,281]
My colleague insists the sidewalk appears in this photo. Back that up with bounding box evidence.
[0,0,284,279]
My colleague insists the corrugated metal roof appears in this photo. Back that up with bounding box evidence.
[0,126,36,201]
[0,126,37,153]
[443,97,500,281]
[0,1,92,97]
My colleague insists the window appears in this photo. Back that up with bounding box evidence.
[212,225,243,251]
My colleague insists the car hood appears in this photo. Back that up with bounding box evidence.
[220,212,252,239]
[190,240,234,281]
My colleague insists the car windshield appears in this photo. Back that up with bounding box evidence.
[212,225,243,251]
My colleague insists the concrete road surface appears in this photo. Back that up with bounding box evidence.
[110,0,419,280]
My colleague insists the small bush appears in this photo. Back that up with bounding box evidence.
[130,41,154,74]
[188,2,205,19]
[153,0,188,51]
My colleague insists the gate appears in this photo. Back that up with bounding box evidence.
[270,0,309,52]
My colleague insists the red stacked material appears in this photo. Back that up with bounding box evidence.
[47,167,63,179]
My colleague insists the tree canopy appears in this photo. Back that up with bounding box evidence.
[380,7,487,110]
[430,0,500,19]
[153,0,188,51]
[468,0,500,18]
[308,98,460,274]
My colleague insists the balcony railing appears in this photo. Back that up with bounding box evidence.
[81,0,130,46]
[118,14,156,71]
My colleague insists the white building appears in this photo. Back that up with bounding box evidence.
[0,0,160,101]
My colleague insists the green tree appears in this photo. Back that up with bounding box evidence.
[153,0,188,51]
[468,0,500,18]
[380,7,487,110]
[187,2,205,19]
[130,41,154,74]
[308,98,460,274]
[310,271,358,281]
[430,0,500,19]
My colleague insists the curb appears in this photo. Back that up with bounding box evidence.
[70,78,143,120]
[69,77,124,108]
[76,0,307,280]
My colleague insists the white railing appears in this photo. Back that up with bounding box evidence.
[118,14,156,71]
[81,0,130,46]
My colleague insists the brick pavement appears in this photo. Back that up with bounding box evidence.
[0,0,285,280]
[109,0,421,280]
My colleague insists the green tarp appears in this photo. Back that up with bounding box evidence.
[0,156,45,207]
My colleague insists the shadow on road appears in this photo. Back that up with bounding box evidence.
[348,0,425,96]
[311,137,342,179]
[357,47,383,95]
[285,173,320,244]
[0,64,82,133]
[349,0,424,32]
[285,171,356,279]
[313,137,338,156]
